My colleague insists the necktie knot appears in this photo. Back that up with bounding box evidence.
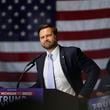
[48,54,53,60]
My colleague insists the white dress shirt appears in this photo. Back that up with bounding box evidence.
[43,46,75,96]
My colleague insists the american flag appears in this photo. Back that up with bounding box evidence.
[0,0,110,88]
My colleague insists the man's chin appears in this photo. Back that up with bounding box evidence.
[44,47,53,50]
[42,43,57,50]
[43,45,56,50]
[42,45,52,49]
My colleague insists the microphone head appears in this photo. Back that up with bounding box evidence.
[26,55,42,66]
[24,55,42,71]
[26,58,36,66]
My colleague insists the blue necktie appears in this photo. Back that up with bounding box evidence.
[47,54,55,88]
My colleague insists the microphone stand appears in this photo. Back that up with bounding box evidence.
[16,63,35,88]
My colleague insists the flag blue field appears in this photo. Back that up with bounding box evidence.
[0,0,110,88]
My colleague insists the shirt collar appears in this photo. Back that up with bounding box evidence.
[46,45,59,61]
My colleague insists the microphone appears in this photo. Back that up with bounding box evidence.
[16,56,40,88]
[23,57,37,72]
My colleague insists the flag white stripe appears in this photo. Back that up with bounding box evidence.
[0,82,36,88]
[59,38,110,51]
[83,79,101,90]
[0,62,37,72]
[57,0,110,11]
[57,18,110,31]
[94,79,101,90]
[0,38,110,52]
[0,42,44,52]
[0,58,109,72]
[93,58,109,69]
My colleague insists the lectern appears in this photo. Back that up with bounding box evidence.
[0,89,88,110]
[44,89,88,110]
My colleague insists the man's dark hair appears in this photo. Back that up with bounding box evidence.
[37,24,58,37]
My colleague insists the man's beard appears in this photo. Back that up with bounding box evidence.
[42,40,57,50]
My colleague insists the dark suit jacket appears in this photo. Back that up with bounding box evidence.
[33,45,100,97]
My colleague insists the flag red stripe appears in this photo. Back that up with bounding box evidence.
[84,48,110,59]
[0,72,37,82]
[0,69,107,82]
[0,52,43,62]
[56,9,110,20]
[58,29,110,40]
[82,69,108,80]
[0,49,109,62]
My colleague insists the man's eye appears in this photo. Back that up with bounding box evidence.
[47,34,52,36]
[40,36,44,39]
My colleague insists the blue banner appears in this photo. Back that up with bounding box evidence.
[0,88,43,106]
[88,95,110,110]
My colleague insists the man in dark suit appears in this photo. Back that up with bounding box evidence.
[33,24,100,99]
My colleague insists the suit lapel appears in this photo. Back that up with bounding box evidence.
[59,46,73,88]
[60,46,69,78]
